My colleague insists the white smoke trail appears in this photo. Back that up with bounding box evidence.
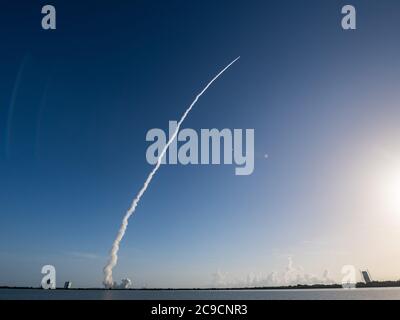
[103,57,240,288]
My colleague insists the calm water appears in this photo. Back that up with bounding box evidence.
[1,288,400,300]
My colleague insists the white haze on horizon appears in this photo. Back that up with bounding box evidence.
[211,257,335,288]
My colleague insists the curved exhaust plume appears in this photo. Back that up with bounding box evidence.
[103,57,240,288]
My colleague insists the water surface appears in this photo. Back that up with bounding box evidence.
[1,287,400,300]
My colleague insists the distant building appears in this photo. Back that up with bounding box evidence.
[64,281,72,289]
[361,270,372,284]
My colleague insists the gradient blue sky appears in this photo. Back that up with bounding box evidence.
[1,0,400,288]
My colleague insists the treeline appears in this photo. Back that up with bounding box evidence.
[356,281,400,288]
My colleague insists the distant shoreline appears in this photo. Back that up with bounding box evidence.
[1,281,400,291]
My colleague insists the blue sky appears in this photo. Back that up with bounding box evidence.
[1,1,400,288]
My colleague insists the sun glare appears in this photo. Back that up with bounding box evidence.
[379,165,400,215]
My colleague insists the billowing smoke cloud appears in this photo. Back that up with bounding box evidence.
[107,278,132,289]
[103,57,241,288]
[212,257,335,288]
[117,278,132,289]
